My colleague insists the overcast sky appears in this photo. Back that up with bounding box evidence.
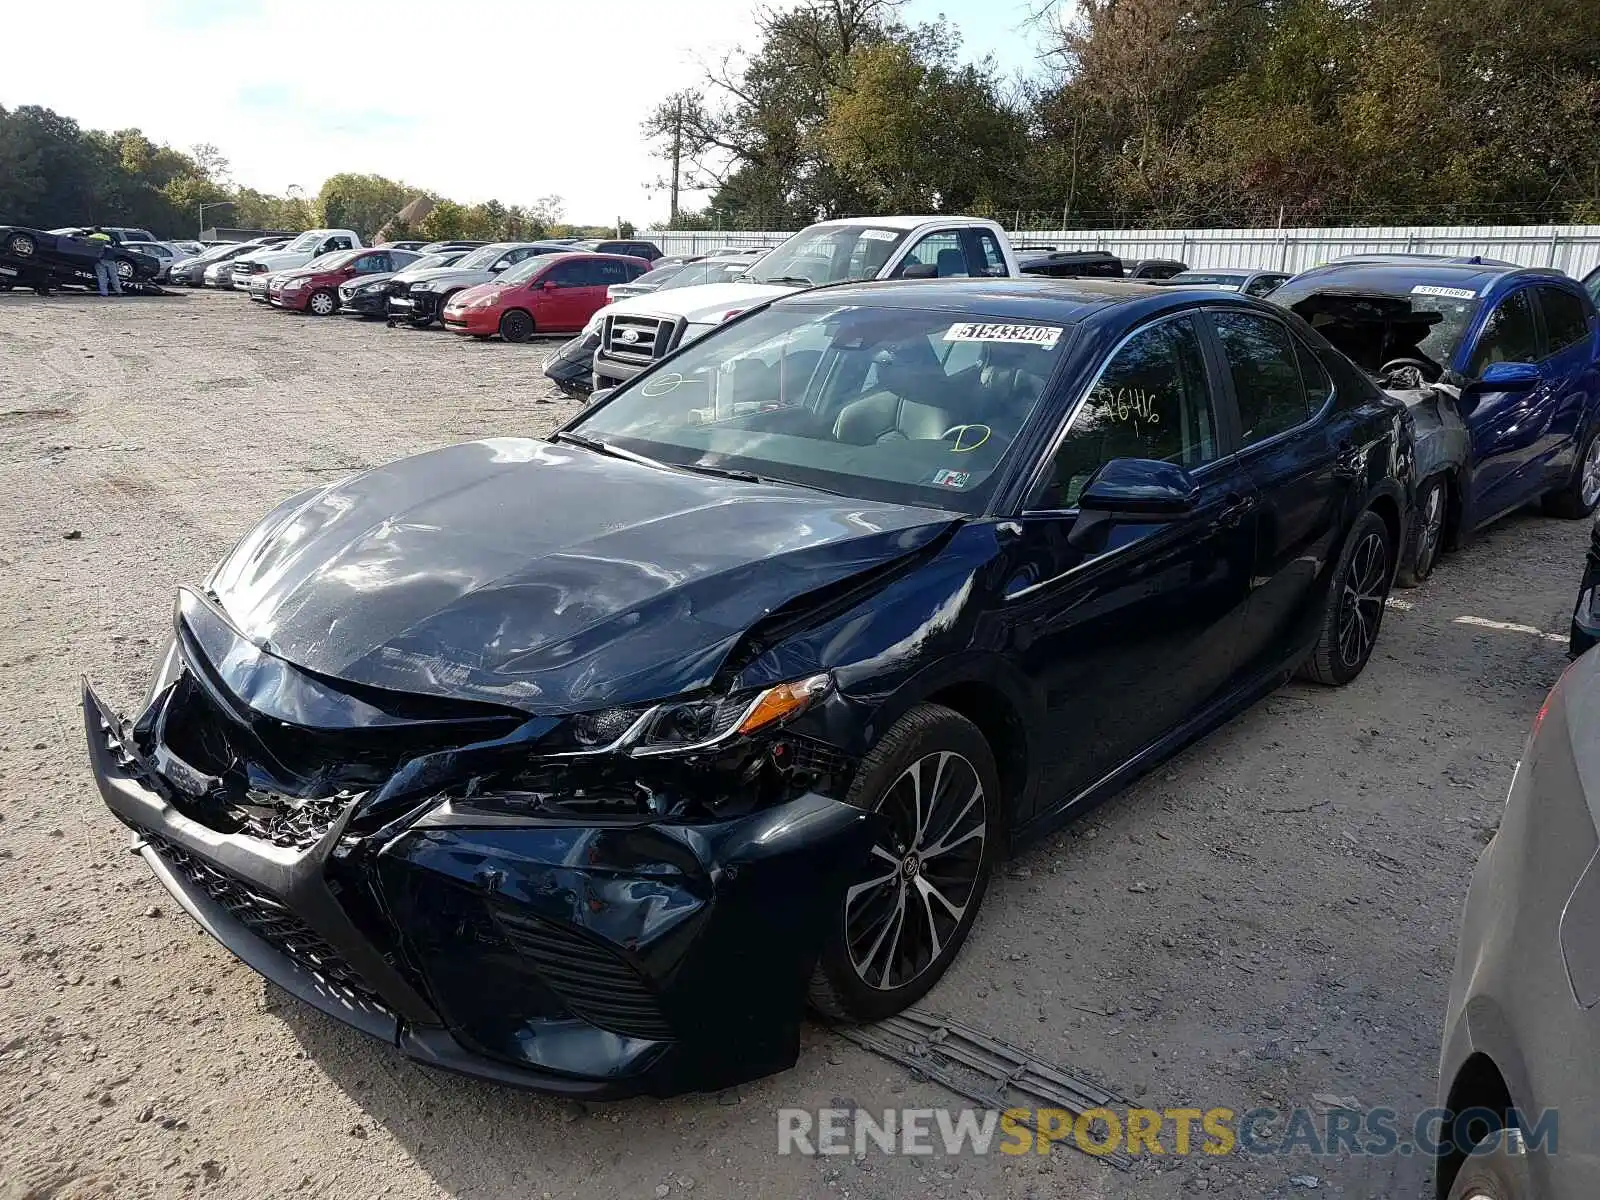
[1,0,1051,227]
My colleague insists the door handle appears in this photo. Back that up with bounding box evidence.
[1215,493,1256,529]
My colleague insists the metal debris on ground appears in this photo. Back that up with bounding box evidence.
[836,1008,1133,1170]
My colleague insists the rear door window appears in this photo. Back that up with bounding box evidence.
[1213,311,1311,446]
[1537,286,1592,354]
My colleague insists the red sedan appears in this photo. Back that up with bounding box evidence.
[442,252,649,342]
[269,247,420,315]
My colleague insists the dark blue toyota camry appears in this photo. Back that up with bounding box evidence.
[84,277,1411,1098]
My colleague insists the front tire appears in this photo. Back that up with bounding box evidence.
[307,288,337,316]
[1299,509,1393,686]
[114,258,134,280]
[809,703,999,1023]
[499,309,534,343]
[1445,1129,1535,1200]
[1396,475,1447,587]
[6,232,36,258]
[1545,424,1600,518]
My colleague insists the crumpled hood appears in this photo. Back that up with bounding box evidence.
[208,439,956,713]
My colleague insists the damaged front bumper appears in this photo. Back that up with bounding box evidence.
[83,650,873,1097]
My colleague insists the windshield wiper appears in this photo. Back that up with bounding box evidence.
[674,461,767,484]
[754,275,815,287]
[550,430,670,471]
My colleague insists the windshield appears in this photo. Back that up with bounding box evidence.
[746,225,909,287]
[572,303,1072,513]
[455,243,517,270]
[284,232,322,253]
[499,254,564,283]
[663,261,749,290]
[411,251,463,271]
[1275,280,1482,375]
[308,248,362,271]
[632,264,685,289]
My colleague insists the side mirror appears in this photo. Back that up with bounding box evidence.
[1069,459,1198,549]
[588,387,615,406]
[542,280,560,290]
[490,261,509,273]
[1475,360,1540,392]
[900,262,938,279]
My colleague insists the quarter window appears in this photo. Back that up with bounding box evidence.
[1213,311,1310,446]
[1469,290,1542,374]
[1538,287,1591,354]
[1031,315,1218,510]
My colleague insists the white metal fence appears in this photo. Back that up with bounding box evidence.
[644,224,1600,279]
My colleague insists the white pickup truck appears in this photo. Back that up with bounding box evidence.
[590,215,1021,389]
[230,229,363,291]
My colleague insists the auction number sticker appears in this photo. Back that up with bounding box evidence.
[943,322,1063,348]
[859,229,900,242]
[1411,285,1479,301]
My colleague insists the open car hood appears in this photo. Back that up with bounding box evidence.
[207,439,956,713]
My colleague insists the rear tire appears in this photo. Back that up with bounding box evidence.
[1298,509,1392,686]
[1396,475,1447,587]
[1544,424,1600,518]
[114,258,134,280]
[499,309,534,343]
[307,288,337,316]
[808,703,1000,1023]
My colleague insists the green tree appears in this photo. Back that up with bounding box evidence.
[419,199,469,240]
[316,173,416,239]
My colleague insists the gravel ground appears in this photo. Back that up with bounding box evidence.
[0,288,1586,1200]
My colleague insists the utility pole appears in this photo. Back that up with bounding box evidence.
[1066,115,1080,232]
[669,96,683,227]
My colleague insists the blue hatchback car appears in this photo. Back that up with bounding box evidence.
[1273,261,1600,571]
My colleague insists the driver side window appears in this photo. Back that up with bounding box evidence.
[1469,290,1541,375]
[1031,316,1218,510]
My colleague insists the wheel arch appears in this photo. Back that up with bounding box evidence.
[1437,1051,1515,1198]
[859,654,1042,838]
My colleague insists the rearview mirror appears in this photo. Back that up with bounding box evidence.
[900,263,938,279]
[1069,459,1198,550]
[1475,360,1540,392]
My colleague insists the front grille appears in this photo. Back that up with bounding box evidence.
[408,291,440,318]
[787,737,853,785]
[490,906,674,1041]
[144,833,389,1012]
[602,313,676,364]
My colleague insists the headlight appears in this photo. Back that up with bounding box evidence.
[546,674,831,758]
[468,294,498,308]
[582,311,605,336]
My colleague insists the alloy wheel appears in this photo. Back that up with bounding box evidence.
[845,751,987,991]
[115,259,134,280]
[1581,434,1600,508]
[8,234,35,257]
[1337,530,1388,668]
[1416,484,1445,577]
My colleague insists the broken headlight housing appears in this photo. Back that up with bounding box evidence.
[546,673,832,757]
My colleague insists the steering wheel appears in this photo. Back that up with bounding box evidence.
[940,424,993,452]
[1379,357,1441,388]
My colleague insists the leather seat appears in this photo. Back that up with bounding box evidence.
[833,338,953,444]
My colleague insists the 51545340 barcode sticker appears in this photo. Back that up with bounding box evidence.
[943,322,1063,348]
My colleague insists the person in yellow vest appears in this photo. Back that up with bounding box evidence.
[86,227,122,296]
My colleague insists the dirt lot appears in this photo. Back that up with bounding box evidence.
[0,287,1587,1200]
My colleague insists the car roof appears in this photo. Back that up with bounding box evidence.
[1279,260,1571,300]
[807,215,991,231]
[773,276,1199,325]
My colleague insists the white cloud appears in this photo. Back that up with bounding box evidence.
[0,0,767,227]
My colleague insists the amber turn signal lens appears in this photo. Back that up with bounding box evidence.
[736,674,831,735]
